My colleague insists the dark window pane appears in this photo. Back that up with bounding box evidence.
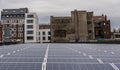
[48,37,51,40]
[27,36,34,40]
[27,31,33,34]
[27,15,34,18]
[43,32,45,35]
[27,25,33,29]
[27,20,33,23]
[43,37,45,40]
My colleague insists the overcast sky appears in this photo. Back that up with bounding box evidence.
[0,0,120,30]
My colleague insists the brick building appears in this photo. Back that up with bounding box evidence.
[71,10,95,42]
[51,10,95,42]
[93,15,111,40]
[1,8,29,43]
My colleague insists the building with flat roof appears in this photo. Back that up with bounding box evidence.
[93,15,111,40]
[1,8,29,43]
[39,24,51,43]
[112,29,120,40]
[51,10,95,42]
[24,13,39,43]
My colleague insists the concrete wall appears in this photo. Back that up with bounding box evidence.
[51,10,95,43]
[24,13,39,43]
[38,29,51,43]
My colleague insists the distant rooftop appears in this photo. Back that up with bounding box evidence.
[1,8,29,14]
[39,24,50,29]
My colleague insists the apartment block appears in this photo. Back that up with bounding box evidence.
[39,24,51,43]
[51,10,95,42]
[1,8,29,43]
[93,15,111,40]
[112,29,120,40]
[24,13,39,43]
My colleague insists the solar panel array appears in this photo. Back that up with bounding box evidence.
[0,44,120,70]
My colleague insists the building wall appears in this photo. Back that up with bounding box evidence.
[39,29,51,43]
[113,33,120,40]
[0,24,3,43]
[51,10,95,43]
[112,29,120,40]
[38,25,51,43]
[51,16,75,42]
[1,19,25,43]
[71,10,95,42]
[1,8,28,43]
[93,15,111,40]
[24,13,39,43]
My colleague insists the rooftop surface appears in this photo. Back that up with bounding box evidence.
[0,43,120,70]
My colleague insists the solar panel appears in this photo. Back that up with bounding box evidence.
[0,63,42,70]
[0,57,44,62]
[47,59,99,63]
[0,43,120,70]
[115,64,120,69]
[46,63,114,70]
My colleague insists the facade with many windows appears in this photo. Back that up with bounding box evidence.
[112,29,120,40]
[93,15,111,40]
[24,13,39,43]
[1,8,28,43]
[38,24,51,43]
[51,10,95,42]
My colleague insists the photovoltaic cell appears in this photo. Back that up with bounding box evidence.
[46,63,114,70]
[0,44,120,70]
[0,63,42,70]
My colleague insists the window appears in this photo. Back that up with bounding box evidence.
[27,15,34,18]
[88,30,92,33]
[27,31,33,34]
[48,31,51,35]
[43,32,45,35]
[6,15,9,17]
[27,25,33,29]
[20,10,24,12]
[27,36,34,40]
[17,15,20,17]
[27,20,33,23]
[2,15,5,18]
[13,10,16,12]
[39,32,40,35]
[13,15,16,17]
[43,37,46,40]
[48,37,51,40]
[54,30,66,37]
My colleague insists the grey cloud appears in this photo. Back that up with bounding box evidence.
[0,0,120,30]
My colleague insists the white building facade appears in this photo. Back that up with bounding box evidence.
[39,25,51,43]
[24,13,39,43]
